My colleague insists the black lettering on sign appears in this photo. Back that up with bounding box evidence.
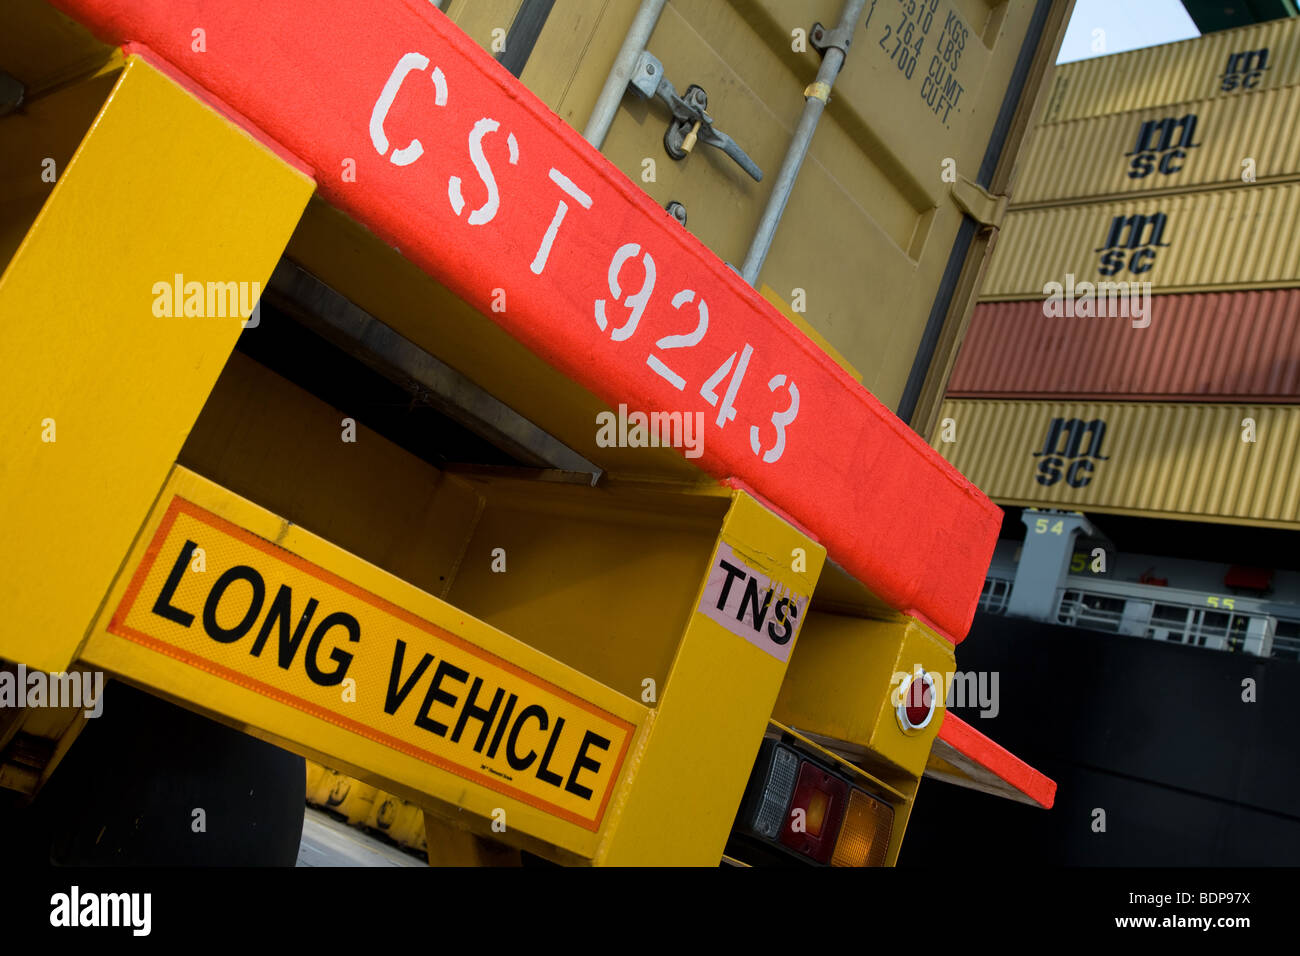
[566,731,611,800]
[698,543,809,662]
[115,496,635,825]
[249,585,318,668]
[152,539,198,627]
[380,642,612,801]
[536,716,567,787]
[203,566,266,643]
[715,559,747,610]
[451,677,506,753]
[385,639,432,713]
[507,704,547,771]
[739,576,774,629]
[767,598,798,645]
[148,538,358,687]
[486,693,519,760]
[304,611,359,686]
[415,659,469,737]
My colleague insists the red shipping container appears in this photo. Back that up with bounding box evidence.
[950,290,1300,402]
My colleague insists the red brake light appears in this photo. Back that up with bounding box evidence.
[779,760,848,863]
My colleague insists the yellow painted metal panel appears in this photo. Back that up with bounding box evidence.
[424,815,519,866]
[81,466,649,861]
[445,474,730,703]
[931,399,1300,528]
[179,352,486,606]
[1042,17,1300,125]
[0,0,119,94]
[773,613,954,778]
[0,56,313,673]
[981,182,1300,299]
[0,67,119,273]
[596,493,826,865]
[1014,84,1300,206]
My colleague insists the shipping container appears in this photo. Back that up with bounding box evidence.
[949,291,1300,402]
[1042,16,1300,125]
[438,0,1072,421]
[980,182,1300,299]
[932,399,1300,528]
[1013,84,1300,206]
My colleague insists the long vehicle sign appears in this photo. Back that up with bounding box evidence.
[56,0,1000,641]
[93,471,639,836]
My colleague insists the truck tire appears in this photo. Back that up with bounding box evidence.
[2,682,305,866]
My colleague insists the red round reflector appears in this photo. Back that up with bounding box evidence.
[897,671,936,731]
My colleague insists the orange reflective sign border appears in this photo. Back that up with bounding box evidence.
[108,495,634,830]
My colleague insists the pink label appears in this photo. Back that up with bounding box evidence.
[698,542,808,662]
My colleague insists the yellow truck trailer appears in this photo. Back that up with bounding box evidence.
[0,0,1066,866]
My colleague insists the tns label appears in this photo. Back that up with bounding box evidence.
[698,542,808,662]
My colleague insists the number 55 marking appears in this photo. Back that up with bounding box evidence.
[751,374,799,463]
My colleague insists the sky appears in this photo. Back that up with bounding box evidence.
[1057,0,1201,63]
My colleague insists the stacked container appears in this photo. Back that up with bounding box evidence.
[932,18,1300,530]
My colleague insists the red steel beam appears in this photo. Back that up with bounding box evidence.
[935,713,1057,809]
[53,0,1001,641]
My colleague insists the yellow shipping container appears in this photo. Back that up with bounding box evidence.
[980,182,1300,299]
[1013,84,1300,206]
[1042,16,1300,125]
[931,399,1300,528]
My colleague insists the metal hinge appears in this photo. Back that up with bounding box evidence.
[629,51,763,182]
[949,176,1008,229]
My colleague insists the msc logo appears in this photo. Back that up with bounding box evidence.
[1126,114,1200,179]
[1095,212,1169,276]
[1220,48,1269,92]
[1034,417,1110,488]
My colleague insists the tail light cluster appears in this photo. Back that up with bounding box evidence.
[730,738,894,866]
